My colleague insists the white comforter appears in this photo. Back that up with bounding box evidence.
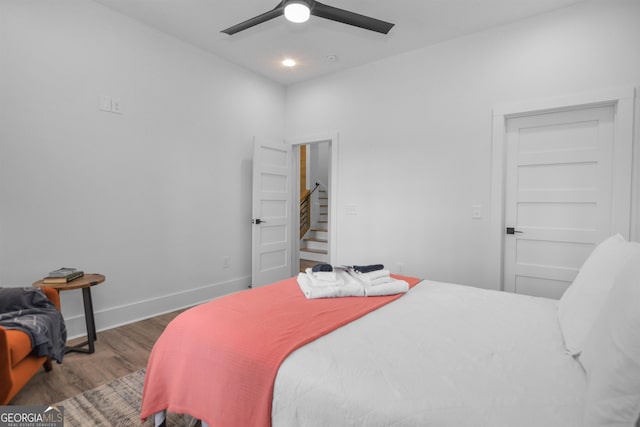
[272,280,586,426]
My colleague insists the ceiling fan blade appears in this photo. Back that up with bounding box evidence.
[311,1,394,34]
[221,2,285,35]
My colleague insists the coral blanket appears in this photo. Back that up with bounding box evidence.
[140,274,421,427]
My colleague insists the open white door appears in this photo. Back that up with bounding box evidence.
[251,139,292,287]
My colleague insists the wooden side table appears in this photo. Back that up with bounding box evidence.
[33,273,105,354]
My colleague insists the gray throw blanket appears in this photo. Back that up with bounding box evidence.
[0,287,67,363]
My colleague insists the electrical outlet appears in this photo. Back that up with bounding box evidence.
[111,97,122,114]
[223,256,230,268]
[472,204,482,219]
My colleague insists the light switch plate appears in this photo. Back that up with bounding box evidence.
[472,204,482,219]
[99,95,112,112]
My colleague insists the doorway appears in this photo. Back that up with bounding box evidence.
[290,133,339,276]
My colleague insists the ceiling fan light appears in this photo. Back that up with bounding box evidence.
[284,2,310,23]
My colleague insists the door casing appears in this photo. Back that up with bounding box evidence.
[490,88,635,292]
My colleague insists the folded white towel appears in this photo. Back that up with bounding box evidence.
[363,278,409,296]
[316,271,337,281]
[368,276,394,286]
[297,272,364,299]
[304,268,343,287]
[297,271,409,299]
[358,269,391,281]
[349,269,393,287]
[305,268,337,282]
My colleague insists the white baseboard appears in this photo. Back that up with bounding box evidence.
[64,276,251,340]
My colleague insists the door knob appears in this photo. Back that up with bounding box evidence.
[506,227,523,235]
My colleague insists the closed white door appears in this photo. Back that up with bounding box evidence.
[504,104,629,299]
[252,139,292,288]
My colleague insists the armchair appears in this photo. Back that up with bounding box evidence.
[0,287,61,404]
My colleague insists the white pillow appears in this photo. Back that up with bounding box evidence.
[580,245,640,426]
[558,234,635,355]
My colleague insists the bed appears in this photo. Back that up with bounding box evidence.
[141,235,640,427]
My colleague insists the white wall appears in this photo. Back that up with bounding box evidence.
[308,142,330,227]
[285,0,640,290]
[0,0,285,336]
[1,0,638,336]
[309,142,330,188]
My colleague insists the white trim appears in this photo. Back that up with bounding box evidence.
[633,93,640,243]
[292,144,302,272]
[490,87,636,291]
[288,132,339,271]
[63,276,249,339]
[492,87,635,118]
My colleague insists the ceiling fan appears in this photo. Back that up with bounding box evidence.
[221,0,395,36]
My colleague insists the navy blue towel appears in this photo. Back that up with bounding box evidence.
[353,264,384,273]
[312,264,333,272]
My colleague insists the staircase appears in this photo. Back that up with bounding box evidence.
[300,187,329,263]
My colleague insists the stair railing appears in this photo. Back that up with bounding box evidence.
[300,182,320,238]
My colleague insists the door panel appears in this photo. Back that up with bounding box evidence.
[504,105,618,299]
[252,139,292,288]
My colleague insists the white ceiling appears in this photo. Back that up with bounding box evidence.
[93,0,586,86]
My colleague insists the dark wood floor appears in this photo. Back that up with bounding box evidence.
[10,309,184,406]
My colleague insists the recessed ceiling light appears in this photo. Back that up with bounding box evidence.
[284,1,310,23]
[282,58,296,67]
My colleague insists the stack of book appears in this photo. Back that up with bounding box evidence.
[43,267,84,284]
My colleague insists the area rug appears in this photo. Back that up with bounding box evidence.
[56,368,199,426]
